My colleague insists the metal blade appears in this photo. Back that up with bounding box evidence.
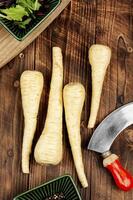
[88,102,133,153]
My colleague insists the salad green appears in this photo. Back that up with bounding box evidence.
[0,0,42,28]
[0,5,29,21]
[16,0,41,13]
[15,17,31,28]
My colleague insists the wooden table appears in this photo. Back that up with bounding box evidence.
[0,0,133,199]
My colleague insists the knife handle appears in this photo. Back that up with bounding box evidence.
[103,154,133,191]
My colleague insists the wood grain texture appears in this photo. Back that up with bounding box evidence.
[0,0,133,200]
[0,0,71,69]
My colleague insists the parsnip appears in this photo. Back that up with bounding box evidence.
[63,83,88,188]
[34,47,63,165]
[20,70,43,173]
[88,44,111,128]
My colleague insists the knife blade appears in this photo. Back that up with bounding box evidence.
[88,102,133,153]
[88,102,133,191]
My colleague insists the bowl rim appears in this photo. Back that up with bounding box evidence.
[0,0,61,41]
[13,174,82,200]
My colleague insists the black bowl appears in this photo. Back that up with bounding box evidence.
[0,0,60,41]
[14,175,82,200]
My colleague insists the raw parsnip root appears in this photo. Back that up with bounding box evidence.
[20,70,43,173]
[88,44,111,128]
[63,83,88,188]
[34,47,63,165]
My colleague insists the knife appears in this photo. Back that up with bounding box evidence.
[88,102,133,191]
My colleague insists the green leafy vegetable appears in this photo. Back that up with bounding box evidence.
[0,0,42,29]
[0,5,29,21]
[16,0,41,13]
[15,17,31,28]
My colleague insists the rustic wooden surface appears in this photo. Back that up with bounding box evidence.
[0,0,71,69]
[0,0,133,200]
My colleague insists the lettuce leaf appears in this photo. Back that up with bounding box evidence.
[16,0,41,13]
[15,17,31,28]
[0,0,41,28]
[0,5,29,21]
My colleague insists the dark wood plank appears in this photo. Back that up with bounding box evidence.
[0,0,133,200]
[62,2,97,199]
[0,43,35,199]
[91,0,133,200]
